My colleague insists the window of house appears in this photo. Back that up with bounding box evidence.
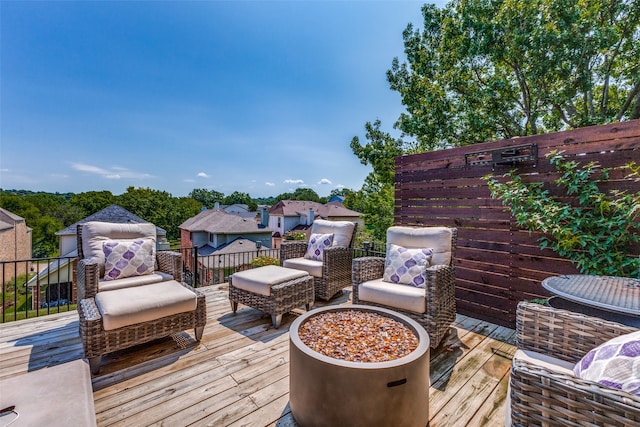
[277,217,281,228]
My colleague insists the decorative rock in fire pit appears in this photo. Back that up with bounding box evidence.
[289,305,430,427]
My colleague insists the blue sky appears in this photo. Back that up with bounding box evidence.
[1,1,445,198]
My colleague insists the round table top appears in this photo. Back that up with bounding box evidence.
[542,274,640,316]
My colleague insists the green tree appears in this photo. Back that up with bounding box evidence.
[69,191,115,217]
[388,0,639,150]
[222,191,257,211]
[189,188,224,209]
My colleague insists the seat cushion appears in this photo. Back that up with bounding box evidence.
[95,280,197,331]
[358,279,426,313]
[513,349,575,374]
[387,226,452,266]
[310,219,355,248]
[231,265,309,296]
[282,257,323,278]
[98,271,173,292]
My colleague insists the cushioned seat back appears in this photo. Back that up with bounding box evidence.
[310,219,356,248]
[81,221,157,276]
[387,226,453,266]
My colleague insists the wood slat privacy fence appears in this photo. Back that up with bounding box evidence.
[394,120,640,327]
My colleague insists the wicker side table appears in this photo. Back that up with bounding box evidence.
[229,265,315,328]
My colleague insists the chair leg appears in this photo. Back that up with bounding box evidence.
[231,301,238,313]
[195,326,204,341]
[88,356,101,375]
[272,314,283,329]
[305,302,313,311]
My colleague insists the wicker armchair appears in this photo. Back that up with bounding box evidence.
[280,219,357,301]
[76,221,206,374]
[509,301,640,426]
[352,226,457,349]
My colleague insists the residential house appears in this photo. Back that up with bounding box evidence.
[266,200,362,248]
[0,208,32,282]
[180,208,272,285]
[27,204,168,308]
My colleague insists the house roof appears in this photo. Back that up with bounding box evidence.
[0,208,31,232]
[56,204,167,236]
[197,238,267,256]
[268,200,361,218]
[180,209,268,234]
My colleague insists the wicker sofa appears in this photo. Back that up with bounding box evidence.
[76,221,206,374]
[280,219,357,301]
[509,301,640,426]
[352,226,457,349]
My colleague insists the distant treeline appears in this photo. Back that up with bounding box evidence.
[0,186,349,258]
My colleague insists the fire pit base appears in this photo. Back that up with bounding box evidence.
[289,305,430,427]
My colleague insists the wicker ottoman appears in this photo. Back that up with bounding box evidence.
[229,265,314,328]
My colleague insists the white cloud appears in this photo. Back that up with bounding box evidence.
[197,172,210,178]
[71,162,153,180]
[265,182,275,187]
[335,184,345,189]
[318,178,332,185]
[183,179,196,183]
[0,168,10,173]
[284,179,304,185]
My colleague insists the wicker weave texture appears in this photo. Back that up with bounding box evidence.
[229,273,314,321]
[510,301,640,426]
[279,225,357,301]
[351,228,457,349]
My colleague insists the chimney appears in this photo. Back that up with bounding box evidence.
[307,208,314,225]
[261,207,269,228]
[214,202,220,209]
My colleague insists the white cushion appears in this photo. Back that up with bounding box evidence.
[98,271,173,292]
[387,226,452,266]
[311,219,355,248]
[231,265,309,296]
[383,244,433,287]
[282,257,323,278]
[304,233,334,261]
[82,221,156,275]
[573,330,640,396]
[95,280,197,331]
[513,349,575,374]
[358,279,426,313]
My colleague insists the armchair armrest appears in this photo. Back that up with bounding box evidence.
[157,250,183,281]
[321,246,353,279]
[280,241,308,264]
[77,258,100,300]
[516,301,637,364]
[351,256,385,284]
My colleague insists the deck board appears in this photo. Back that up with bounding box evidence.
[0,284,515,426]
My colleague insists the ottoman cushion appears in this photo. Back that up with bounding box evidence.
[95,280,197,330]
[232,265,309,296]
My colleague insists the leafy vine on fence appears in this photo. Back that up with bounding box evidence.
[484,150,640,277]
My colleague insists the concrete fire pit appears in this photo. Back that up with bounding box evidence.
[289,305,430,427]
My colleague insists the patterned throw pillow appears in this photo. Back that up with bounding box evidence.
[304,233,334,261]
[573,330,640,397]
[383,244,433,288]
[103,239,156,281]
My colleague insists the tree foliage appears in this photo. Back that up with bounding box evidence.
[485,152,640,277]
[222,191,258,211]
[189,188,224,209]
[389,0,640,150]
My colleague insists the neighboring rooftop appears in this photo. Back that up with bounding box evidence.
[0,208,26,232]
[268,200,361,218]
[56,204,166,236]
[180,209,268,234]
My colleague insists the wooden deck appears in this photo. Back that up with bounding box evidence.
[0,284,516,426]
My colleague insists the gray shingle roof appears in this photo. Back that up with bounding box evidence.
[180,209,266,234]
[56,204,166,236]
[268,200,361,218]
